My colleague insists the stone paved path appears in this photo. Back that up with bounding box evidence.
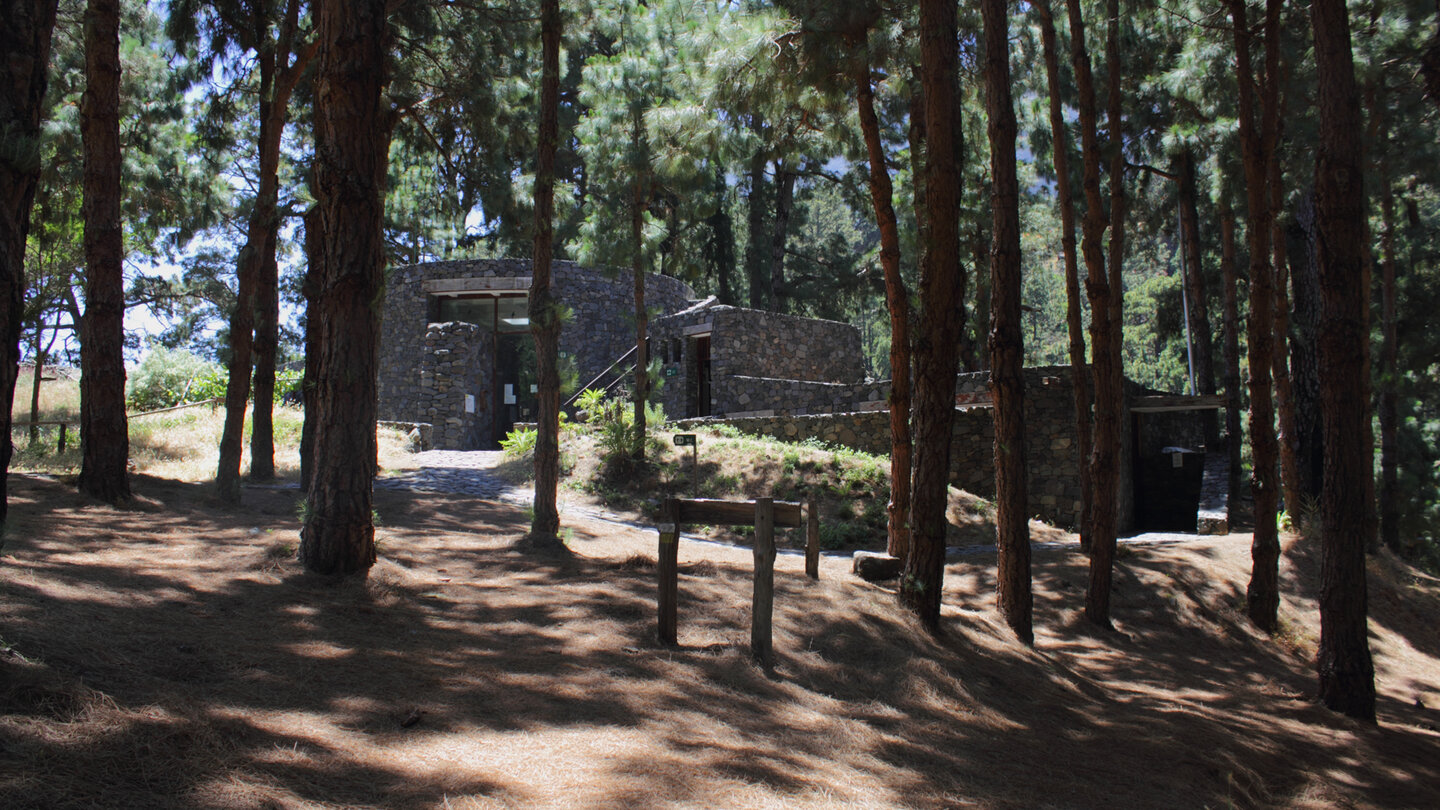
[375,450,530,505]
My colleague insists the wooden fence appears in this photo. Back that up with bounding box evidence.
[656,496,819,666]
[14,398,223,453]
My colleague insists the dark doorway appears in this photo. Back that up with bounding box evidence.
[493,333,537,445]
[692,334,711,417]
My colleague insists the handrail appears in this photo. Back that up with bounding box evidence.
[563,345,639,409]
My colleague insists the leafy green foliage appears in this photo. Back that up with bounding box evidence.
[126,348,225,411]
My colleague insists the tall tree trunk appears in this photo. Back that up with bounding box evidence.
[967,218,990,373]
[1219,180,1244,510]
[1176,149,1216,399]
[1064,0,1110,573]
[1288,192,1324,503]
[298,0,392,577]
[1080,0,1122,628]
[0,0,58,524]
[1377,117,1399,555]
[1036,0,1092,546]
[299,207,319,491]
[706,168,737,305]
[1230,0,1282,633]
[1271,124,1303,522]
[983,0,1031,645]
[745,122,767,310]
[630,122,649,462]
[30,318,57,443]
[250,0,309,483]
[901,0,965,633]
[529,0,563,544]
[1311,0,1376,723]
[856,61,912,561]
[769,160,796,315]
[78,0,130,504]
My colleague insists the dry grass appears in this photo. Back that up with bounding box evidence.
[3,468,1438,809]
[10,396,415,484]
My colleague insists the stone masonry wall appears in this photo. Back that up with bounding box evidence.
[709,308,864,384]
[379,259,695,425]
[419,323,490,450]
[675,366,1102,529]
[652,302,869,419]
[709,376,888,417]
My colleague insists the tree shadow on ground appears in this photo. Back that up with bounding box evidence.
[2,473,1438,808]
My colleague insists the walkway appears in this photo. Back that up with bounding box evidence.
[375,450,529,505]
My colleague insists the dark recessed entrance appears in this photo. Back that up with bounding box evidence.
[692,334,711,418]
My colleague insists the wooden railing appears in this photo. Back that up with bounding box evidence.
[655,496,820,667]
[13,397,223,453]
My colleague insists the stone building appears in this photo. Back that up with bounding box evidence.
[377,259,694,449]
[377,259,1223,533]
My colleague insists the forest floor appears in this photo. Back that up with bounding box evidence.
[3,470,1440,809]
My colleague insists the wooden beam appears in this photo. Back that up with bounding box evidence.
[1130,394,1228,412]
[805,497,820,580]
[751,498,776,667]
[676,498,802,528]
[657,498,680,646]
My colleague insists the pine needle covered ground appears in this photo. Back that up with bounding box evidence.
[3,430,1439,807]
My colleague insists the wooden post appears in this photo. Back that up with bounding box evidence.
[657,497,680,645]
[57,423,67,454]
[805,496,820,580]
[751,497,776,666]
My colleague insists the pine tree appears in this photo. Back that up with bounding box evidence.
[983,0,1032,644]
[298,0,393,576]
[1310,0,1377,723]
[0,0,60,526]
[77,0,130,504]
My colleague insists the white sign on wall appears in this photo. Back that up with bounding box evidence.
[504,384,516,405]
[465,394,475,414]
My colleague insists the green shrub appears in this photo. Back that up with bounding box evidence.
[501,426,538,458]
[127,348,224,411]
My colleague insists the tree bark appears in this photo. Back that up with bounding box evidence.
[745,124,767,310]
[901,0,964,634]
[78,0,130,504]
[769,160,796,315]
[705,169,737,305]
[855,61,912,561]
[1377,116,1399,555]
[1271,135,1303,523]
[529,0,563,544]
[219,0,312,495]
[630,116,649,462]
[1079,0,1122,628]
[983,0,1032,645]
[0,0,58,525]
[1176,149,1216,399]
[298,0,392,577]
[1311,0,1376,723]
[1288,191,1324,504]
[1036,0,1088,544]
[1035,0,1092,546]
[251,2,312,483]
[1219,179,1244,511]
[1230,0,1282,634]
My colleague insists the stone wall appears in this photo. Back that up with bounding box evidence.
[652,302,869,420]
[419,322,490,450]
[676,366,1101,529]
[379,259,695,425]
[709,376,888,418]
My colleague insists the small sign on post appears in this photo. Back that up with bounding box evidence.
[674,433,699,485]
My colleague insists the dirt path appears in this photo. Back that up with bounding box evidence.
[3,472,1439,809]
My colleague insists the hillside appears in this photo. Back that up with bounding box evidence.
[2,456,1438,808]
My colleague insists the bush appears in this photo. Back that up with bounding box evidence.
[500,426,538,458]
[127,348,223,411]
